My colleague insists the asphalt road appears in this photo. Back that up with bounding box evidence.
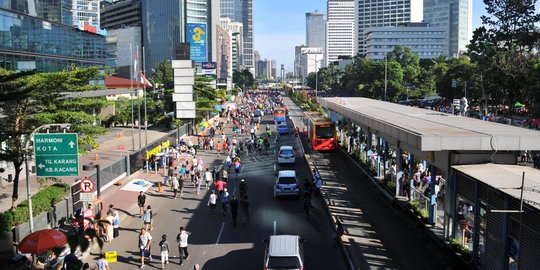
[96,110,347,269]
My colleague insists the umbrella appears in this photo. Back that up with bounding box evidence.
[18,229,67,254]
[514,102,525,107]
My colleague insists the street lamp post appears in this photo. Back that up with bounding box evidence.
[384,54,388,101]
[25,123,71,233]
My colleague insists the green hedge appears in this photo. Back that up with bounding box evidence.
[0,183,69,234]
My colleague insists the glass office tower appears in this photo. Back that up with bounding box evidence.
[0,0,106,72]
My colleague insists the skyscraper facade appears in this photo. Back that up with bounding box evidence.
[220,0,254,74]
[141,0,183,76]
[364,23,447,60]
[326,0,355,65]
[354,0,423,56]
[72,0,100,27]
[306,12,326,49]
[0,0,106,72]
[100,0,142,30]
[423,0,472,57]
[220,17,244,70]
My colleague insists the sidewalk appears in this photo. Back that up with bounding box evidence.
[0,127,169,213]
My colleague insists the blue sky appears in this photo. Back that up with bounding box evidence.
[253,1,525,72]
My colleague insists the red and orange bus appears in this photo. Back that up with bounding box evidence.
[302,112,322,133]
[305,116,338,151]
[273,106,288,123]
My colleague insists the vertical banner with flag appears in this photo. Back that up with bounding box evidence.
[187,23,208,62]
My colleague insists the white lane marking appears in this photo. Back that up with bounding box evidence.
[215,222,225,245]
[273,220,276,235]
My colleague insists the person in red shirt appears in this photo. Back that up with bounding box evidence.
[214,179,227,199]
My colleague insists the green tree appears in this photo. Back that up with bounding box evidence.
[233,69,255,90]
[0,67,103,208]
[152,60,174,90]
[194,76,217,117]
[467,0,540,114]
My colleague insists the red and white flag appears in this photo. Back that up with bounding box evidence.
[140,72,152,87]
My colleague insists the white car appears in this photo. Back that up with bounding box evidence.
[274,170,300,197]
[277,146,295,165]
[264,235,305,270]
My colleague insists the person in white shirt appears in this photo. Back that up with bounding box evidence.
[139,228,152,268]
[204,168,213,189]
[94,253,110,270]
[176,227,190,265]
[208,190,218,214]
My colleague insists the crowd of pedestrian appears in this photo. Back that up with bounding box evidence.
[124,91,287,269]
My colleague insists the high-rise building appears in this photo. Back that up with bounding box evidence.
[306,12,326,49]
[0,0,106,72]
[423,0,472,57]
[253,49,260,75]
[141,0,183,76]
[216,25,232,81]
[270,60,277,80]
[100,0,142,70]
[220,17,244,70]
[364,23,447,60]
[256,59,267,79]
[294,45,306,78]
[326,0,355,65]
[106,27,142,68]
[220,0,254,74]
[72,0,100,27]
[100,0,142,30]
[354,0,423,56]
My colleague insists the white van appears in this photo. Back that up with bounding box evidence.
[263,235,305,270]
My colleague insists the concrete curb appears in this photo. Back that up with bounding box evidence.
[291,118,356,270]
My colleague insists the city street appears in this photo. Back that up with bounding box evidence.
[93,112,347,269]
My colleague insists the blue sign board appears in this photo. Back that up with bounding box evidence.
[187,23,207,62]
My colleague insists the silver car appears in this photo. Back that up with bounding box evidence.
[274,170,300,197]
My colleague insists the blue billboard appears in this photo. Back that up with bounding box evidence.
[187,23,208,63]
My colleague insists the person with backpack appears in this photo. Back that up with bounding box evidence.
[159,234,170,269]
[143,205,153,231]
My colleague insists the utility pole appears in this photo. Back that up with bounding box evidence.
[130,44,135,151]
[384,54,388,101]
[143,46,148,146]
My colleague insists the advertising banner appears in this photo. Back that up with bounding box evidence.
[187,23,208,63]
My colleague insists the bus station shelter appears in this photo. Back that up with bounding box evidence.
[319,97,540,269]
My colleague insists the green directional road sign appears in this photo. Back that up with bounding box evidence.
[34,133,79,177]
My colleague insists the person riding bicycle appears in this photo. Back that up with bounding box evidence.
[239,179,248,199]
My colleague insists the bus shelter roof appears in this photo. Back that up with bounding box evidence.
[320,97,540,151]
